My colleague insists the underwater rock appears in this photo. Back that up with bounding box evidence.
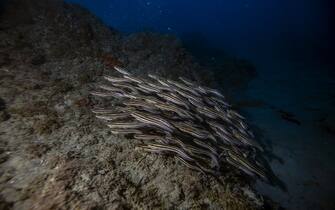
[0,195,13,210]
[0,111,10,122]
[102,54,124,68]
[0,98,10,122]
[0,53,11,67]
[30,54,46,66]
[0,98,6,111]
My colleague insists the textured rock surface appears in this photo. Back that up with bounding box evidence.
[0,0,275,209]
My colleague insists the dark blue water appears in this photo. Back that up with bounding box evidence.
[67,1,335,209]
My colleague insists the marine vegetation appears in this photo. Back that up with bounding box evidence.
[91,66,271,181]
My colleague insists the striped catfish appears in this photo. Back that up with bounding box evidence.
[227,150,267,180]
[124,75,144,84]
[139,143,194,162]
[95,113,130,121]
[173,122,211,140]
[107,121,146,129]
[167,79,201,97]
[104,75,130,83]
[131,111,175,133]
[178,76,196,87]
[110,128,143,135]
[157,92,190,109]
[114,66,131,75]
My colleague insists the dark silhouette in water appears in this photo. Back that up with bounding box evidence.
[277,110,301,126]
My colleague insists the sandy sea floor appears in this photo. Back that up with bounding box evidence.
[237,55,335,209]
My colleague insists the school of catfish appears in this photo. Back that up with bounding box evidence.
[91,66,271,181]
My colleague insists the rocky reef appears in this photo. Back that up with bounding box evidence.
[0,0,279,209]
